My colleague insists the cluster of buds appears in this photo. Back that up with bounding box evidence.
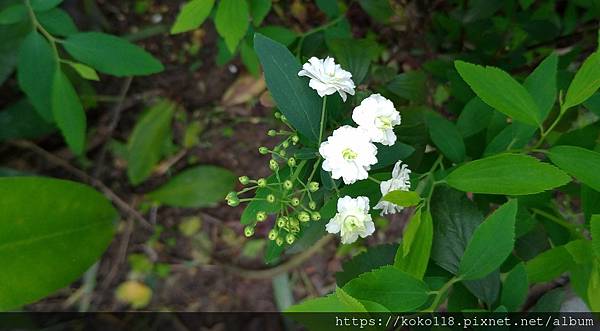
[225,112,322,247]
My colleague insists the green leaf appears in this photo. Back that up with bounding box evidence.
[446,154,571,195]
[591,215,600,258]
[424,110,466,163]
[382,190,421,207]
[335,287,367,312]
[63,32,163,76]
[525,245,573,284]
[65,60,99,81]
[457,97,493,138]
[0,177,116,310]
[431,186,484,274]
[215,0,249,53]
[256,26,297,46]
[395,209,433,280]
[31,0,63,12]
[458,200,518,280]
[0,4,26,24]
[51,69,86,155]
[588,261,600,311]
[329,38,379,85]
[371,141,414,170]
[483,123,536,156]
[386,71,427,103]
[531,288,565,312]
[524,53,557,121]
[500,263,528,311]
[254,33,322,143]
[0,99,55,142]
[249,0,271,26]
[454,60,540,126]
[147,165,235,208]
[37,8,78,37]
[582,185,600,224]
[335,243,397,287]
[127,100,175,185]
[547,145,600,192]
[563,52,600,111]
[170,0,215,34]
[342,266,430,311]
[17,31,55,122]
[357,0,392,23]
[239,39,260,77]
[286,294,353,312]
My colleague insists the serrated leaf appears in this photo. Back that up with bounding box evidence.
[147,165,235,208]
[254,33,322,143]
[455,60,540,126]
[525,245,573,284]
[51,68,86,155]
[335,243,398,287]
[500,263,528,311]
[563,52,600,111]
[342,266,430,312]
[524,53,557,121]
[127,100,175,185]
[215,0,249,53]
[446,153,571,195]
[547,145,600,192]
[457,97,493,138]
[395,209,433,280]
[458,200,518,280]
[0,177,116,310]
[63,32,163,76]
[425,110,466,163]
[382,190,421,207]
[170,0,215,34]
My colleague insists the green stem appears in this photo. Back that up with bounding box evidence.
[24,0,60,62]
[423,276,461,312]
[318,96,328,145]
[533,111,565,149]
[368,176,381,184]
[530,208,585,239]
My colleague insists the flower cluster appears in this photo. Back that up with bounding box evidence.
[300,57,410,244]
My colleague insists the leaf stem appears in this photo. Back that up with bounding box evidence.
[24,0,60,62]
[423,276,461,312]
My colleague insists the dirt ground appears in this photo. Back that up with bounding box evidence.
[1,0,423,312]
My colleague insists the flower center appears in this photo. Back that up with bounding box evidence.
[342,148,358,160]
[376,115,393,129]
[343,215,364,232]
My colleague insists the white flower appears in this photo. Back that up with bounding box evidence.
[298,57,355,102]
[326,196,375,244]
[374,161,412,215]
[319,126,378,185]
[352,94,401,146]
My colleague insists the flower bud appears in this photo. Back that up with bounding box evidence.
[258,146,269,155]
[291,197,300,206]
[308,201,317,210]
[311,211,321,221]
[244,226,254,237]
[266,194,276,203]
[283,180,293,190]
[291,135,299,144]
[289,217,299,228]
[238,176,250,185]
[280,115,287,122]
[277,217,287,228]
[267,129,277,137]
[268,229,278,240]
[308,182,319,192]
[274,112,281,119]
[282,140,289,148]
[225,192,239,206]
[287,157,296,167]
[298,211,310,222]
[257,178,267,187]
[256,211,267,222]
[273,145,281,152]
[279,150,286,157]
[286,233,295,245]
[275,237,284,246]
[269,159,279,171]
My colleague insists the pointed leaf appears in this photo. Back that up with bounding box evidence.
[170,0,215,34]
[563,52,600,111]
[51,69,86,155]
[215,0,249,52]
[547,145,600,192]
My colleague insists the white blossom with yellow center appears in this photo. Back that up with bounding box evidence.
[298,57,356,102]
[326,196,375,244]
[319,126,378,185]
[352,94,401,146]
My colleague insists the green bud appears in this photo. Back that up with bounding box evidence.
[269,159,279,171]
[257,178,267,187]
[299,211,310,222]
[274,112,281,119]
[256,211,267,222]
[277,217,287,228]
[279,149,286,157]
[283,180,293,190]
[308,181,319,192]
[308,201,317,210]
[268,229,278,240]
[275,237,284,246]
[286,233,295,245]
[289,217,299,228]
[266,194,276,203]
[291,197,300,206]
[282,140,289,148]
[244,226,254,237]
[287,157,296,167]
[291,135,299,144]
[258,146,269,155]
[225,192,239,206]
[267,129,277,136]
[311,211,321,221]
[273,145,281,152]
[238,176,250,185]
[280,115,287,122]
